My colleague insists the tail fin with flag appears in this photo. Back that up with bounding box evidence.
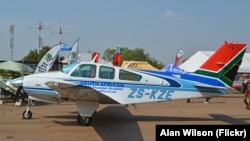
[68,38,80,65]
[34,44,63,74]
[194,41,247,87]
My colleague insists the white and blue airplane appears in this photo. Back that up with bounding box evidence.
[9,41,247,126]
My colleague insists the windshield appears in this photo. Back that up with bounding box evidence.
[60,62,79,74]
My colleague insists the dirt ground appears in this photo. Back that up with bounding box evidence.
[0,94,249,141]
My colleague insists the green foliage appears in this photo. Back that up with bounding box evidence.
[22,46,65,62]
[102,48,115,61]
[102,47,165,69]
[22,46,51,62]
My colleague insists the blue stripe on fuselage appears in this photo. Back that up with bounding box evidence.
[136,70,225,87]
[24,87,57,95]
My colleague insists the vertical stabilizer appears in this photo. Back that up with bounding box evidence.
[194,41,247,87]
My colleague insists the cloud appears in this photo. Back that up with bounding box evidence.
[165,10,182,19]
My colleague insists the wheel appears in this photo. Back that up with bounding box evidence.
[22,110,32,119]
[76,114,92,126]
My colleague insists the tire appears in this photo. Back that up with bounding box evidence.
[22,110,32,119]
[76,114,91,126]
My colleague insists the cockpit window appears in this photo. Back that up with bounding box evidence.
[60,62,79,74]
[71,64,96,78]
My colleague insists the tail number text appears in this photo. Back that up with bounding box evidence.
[128,88,173,100]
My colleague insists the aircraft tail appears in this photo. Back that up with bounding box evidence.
[193,41,247,87]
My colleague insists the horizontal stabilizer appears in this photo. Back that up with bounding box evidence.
[193,83,241,94]
[193,83,227,90]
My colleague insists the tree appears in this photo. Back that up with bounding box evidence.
[22,46,65,71]
[102,47,165,69]
[22,46,51,62]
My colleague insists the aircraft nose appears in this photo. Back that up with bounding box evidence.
[7,77,24,88]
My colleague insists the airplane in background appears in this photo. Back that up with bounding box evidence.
[0,80,16,99]
[8,41,247,126]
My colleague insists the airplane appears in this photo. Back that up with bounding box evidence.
[0,80,16,94]
[8,41,247,126]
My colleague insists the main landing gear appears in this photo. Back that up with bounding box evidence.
[76,111,96,126]
[76,114,92,126]
[75,101,99,126]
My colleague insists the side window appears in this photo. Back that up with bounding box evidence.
[70,64,96,78]
[99,66,115,79]
[119,70,142,81]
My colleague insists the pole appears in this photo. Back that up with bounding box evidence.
[9,24,15,61]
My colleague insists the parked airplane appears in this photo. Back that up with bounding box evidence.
[8,41,247,126]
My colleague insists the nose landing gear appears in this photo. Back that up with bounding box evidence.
[22,99,32,119]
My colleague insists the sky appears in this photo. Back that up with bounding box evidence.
[1,0,250,65]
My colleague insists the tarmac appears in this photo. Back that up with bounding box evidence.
[0,94,249,141]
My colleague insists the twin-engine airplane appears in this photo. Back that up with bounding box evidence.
[9,41,247,126]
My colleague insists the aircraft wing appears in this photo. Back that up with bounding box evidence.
[0,81,16,94]
[45,81,118,104]
[193,83,241,94]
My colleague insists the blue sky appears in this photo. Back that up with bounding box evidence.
[1,0,250,65]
